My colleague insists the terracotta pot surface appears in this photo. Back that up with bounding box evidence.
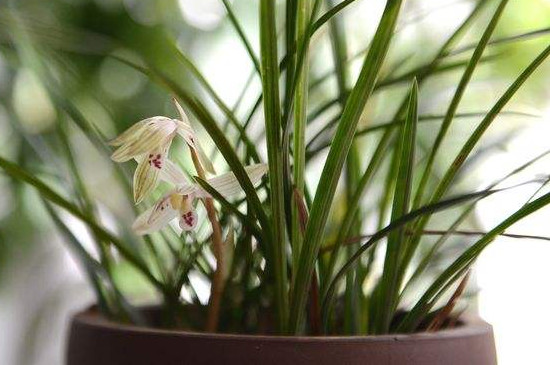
[66,307,497,365]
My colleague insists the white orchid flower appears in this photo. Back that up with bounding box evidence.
[132,163,267,235]
[110,100,213,204]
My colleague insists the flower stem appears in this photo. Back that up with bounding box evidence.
[190,149,225,332]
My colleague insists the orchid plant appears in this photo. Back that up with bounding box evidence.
[109,99,267,329]
[2,0,550,336]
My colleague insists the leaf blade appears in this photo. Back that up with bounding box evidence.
[376,78,418,333]
[289,0,404,333]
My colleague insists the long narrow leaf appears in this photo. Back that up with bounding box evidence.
[318,0,486,314]
[260,0,289,333]
[170,48,261,163]
[399,190,550,332]
[403,42,550,273]
[290,0,404,333]
[0,156,165,292]
[376,79,418,333]
[220,0,261,74]
[307,110,538,156]
[414,0,510,209]
[311,0,359,34]
[195,177,262,238]
[291,0,312,275]
[403,148,550,293]
[320,183,530,329]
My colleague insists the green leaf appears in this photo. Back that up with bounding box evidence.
[307,110,536,157]
[8,17,134,205]
[169,47,261,163]
[311,0,360,35]
[414,0,510,210]
[289,0,404,334]
[376,78,418,333]
[403,41,550,275]
[220,0,261,75]
[284,0,298,128]
[281,0,321,128]
[43,201,112,316]
[260,0,289,333]
[398,190,550,332]
[309,0,489,93]
[291,0,312,276]
[0,155,165,293]
[318,2,490,332]
[403,148,550,294]
[56,118,118,275]
[446,26,550,57]
[195,177,262,239]
[320,125,394,296]
[281,0,321,241]
[326,0,361,335]
[321,184,521,329]
[45,201,147,325]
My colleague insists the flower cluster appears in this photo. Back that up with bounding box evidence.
[110,100,267,234]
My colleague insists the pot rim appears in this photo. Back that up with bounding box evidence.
[71,307,492,343]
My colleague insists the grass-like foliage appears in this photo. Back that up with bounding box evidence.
[1,0,550,335]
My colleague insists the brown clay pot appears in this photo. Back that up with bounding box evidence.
[66,307,497,365]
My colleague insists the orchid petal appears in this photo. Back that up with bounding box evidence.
[178,196,198,231]
[133,143,170,204]
[195,140,216,175]
[132,193,179,235]
[195,163,267,198]
[111,117,177,162]
[133,156,189,187]
[175,183,199,197]
[109,120,148,147]
[161,159,190,186]
[173,98,188,125]
[177,125,215,174]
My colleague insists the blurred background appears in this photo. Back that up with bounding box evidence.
[0,0,549,364]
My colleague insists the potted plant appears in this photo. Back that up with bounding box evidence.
[2,0,550,363]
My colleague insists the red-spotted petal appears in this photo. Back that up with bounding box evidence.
[178,206,198,231]
[132,193,179,235]
[133,143,171,204]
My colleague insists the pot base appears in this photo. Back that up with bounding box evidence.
[66,308,497,365]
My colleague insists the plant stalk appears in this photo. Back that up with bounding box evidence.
[190,150,225,332]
